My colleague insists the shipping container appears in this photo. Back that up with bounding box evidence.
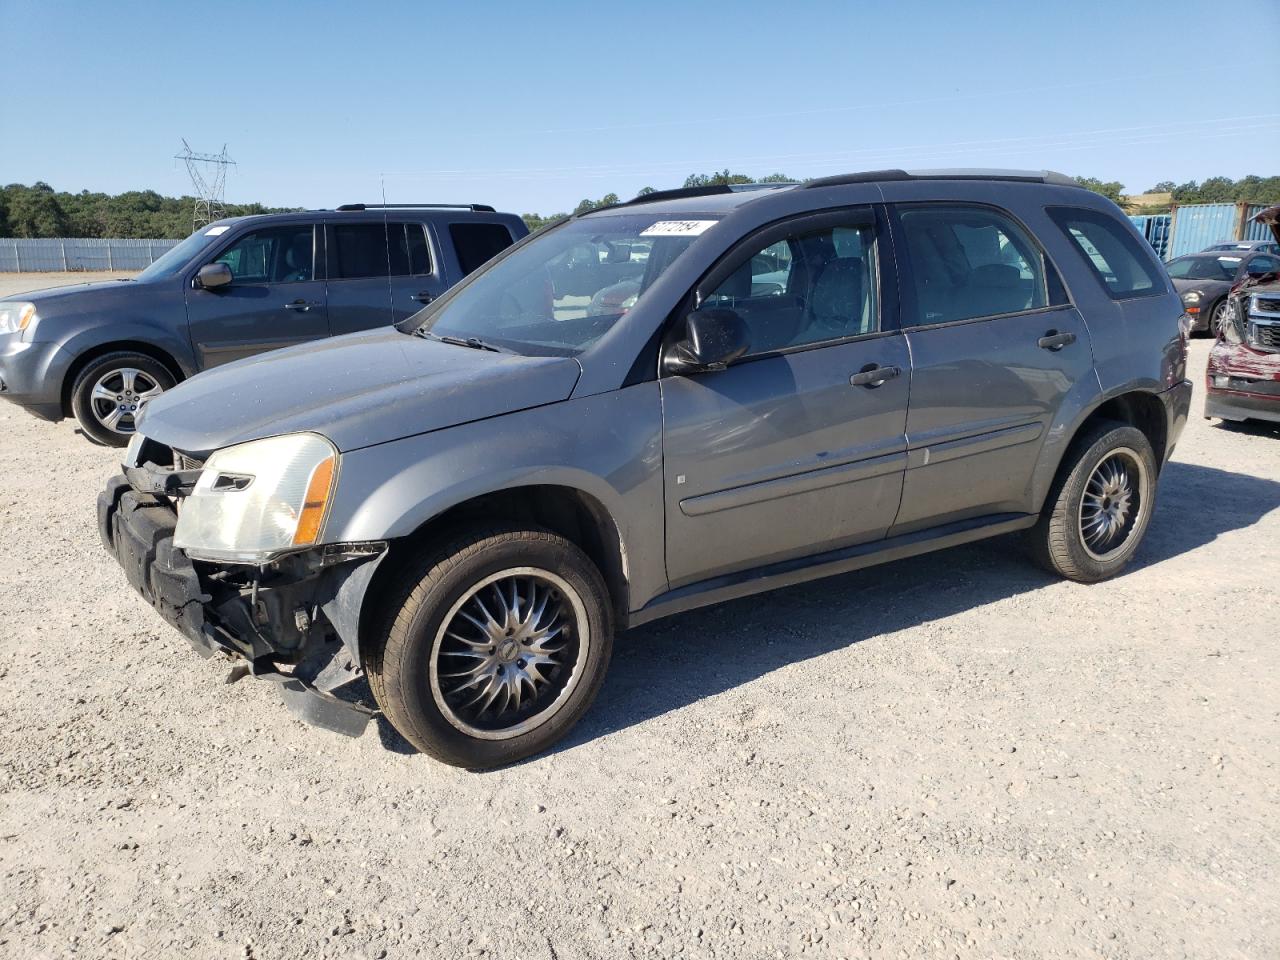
[1243,203,1274,243]
[1128,214,1172,260]
[1167,202,1260,258]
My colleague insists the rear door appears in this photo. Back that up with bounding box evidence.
[889,202,1093,534]
[325,220,447,334]
[184,222,329,368]
[661,207,912,587]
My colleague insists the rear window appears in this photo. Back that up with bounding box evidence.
[450,222,516,275]
[1047,207,1164,299]
[1166,255,1241,281]
[331,222,430,280]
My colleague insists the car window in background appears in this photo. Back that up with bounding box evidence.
[1166,255,1242,281]
[419,213,719,355]
[1047,206,1163,299]
[1250,255,1280,274]
[897,205,1047,324]
[703,220,878,354]
[214,225,314,284]
[135,228,221,281]
[331,222,429,280]
[450,222,517,275]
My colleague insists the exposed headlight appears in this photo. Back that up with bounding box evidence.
[174,433,338,563]
[0,302,36,335]
[1180,290,1201,305]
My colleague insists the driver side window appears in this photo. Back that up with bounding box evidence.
[213,225,314,284]
[702,219,878,356]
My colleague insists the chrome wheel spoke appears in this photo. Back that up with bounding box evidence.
[1078,449,1146,560]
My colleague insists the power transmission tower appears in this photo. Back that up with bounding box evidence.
[175,140,236,232]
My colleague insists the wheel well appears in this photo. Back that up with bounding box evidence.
[361,485,630,654]
[61,341,186,416]
[1076,391,1168,468]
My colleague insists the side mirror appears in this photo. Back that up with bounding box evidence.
[663,307,750,374]
[195,262,233,290]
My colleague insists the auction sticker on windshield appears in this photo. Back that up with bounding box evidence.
[640,220,718,237]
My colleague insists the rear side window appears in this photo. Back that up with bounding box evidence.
[450,222,516,275]
[1047,207,1164,299]
[895,204,1050,325]
[331,222,431,280]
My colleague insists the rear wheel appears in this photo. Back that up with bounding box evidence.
[1207,299,1230,336]
[366,526,613,769]
[70,352,175,446]
[1028,421,1157,583]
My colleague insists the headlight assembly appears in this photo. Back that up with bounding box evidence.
[1180,291,1201,305]
[174,433,338,563]
[0,302,36,335]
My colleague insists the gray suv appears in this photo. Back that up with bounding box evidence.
[0,204,526,444]
[98,170,1193,768]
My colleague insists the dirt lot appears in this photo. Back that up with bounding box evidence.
[1,272,1277,960]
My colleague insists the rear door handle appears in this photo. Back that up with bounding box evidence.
[285,299,318,311]
[1038,330,1076,351]
[411,291,434,304]
[849,364,901,388]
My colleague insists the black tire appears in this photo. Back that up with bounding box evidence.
[1203,298,1228,337]
[366,526,613,769]
[70,352,176,447]
[1027,420,1158,583]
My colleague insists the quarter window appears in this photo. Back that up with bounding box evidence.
[896,205,1048,325]
[213,225,314,284]
[1047,206,1164,299]
[702,219,878,355]
[331,222,431,280]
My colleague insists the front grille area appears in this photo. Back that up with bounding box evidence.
[1249,321,1280,352]
[174,451,205,471]
[1254,295,1280,316]
[1224,376,1280,397]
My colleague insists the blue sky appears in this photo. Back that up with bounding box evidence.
[3,0,1277,214]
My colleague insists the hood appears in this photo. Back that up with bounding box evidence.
[137,328,582,453]
[1254,204,1280,244]
[13,279,144,310]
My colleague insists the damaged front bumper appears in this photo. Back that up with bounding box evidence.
[97,472,388,737]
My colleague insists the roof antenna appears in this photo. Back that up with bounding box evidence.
[381,173,393,311]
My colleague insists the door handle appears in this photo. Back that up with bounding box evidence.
[849,364,901,388]
[411,291,434,304]
[284,299,317,311]
[1038,330,1076,351]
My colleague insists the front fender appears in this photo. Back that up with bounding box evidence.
[56,319,199,379]
[322,385,668,610]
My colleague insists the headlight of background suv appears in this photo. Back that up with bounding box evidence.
[174,433,338,563]
[0,302,36,335]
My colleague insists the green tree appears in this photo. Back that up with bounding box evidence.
[1072,176,1130,210]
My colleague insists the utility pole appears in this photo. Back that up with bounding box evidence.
[175,140,236,232]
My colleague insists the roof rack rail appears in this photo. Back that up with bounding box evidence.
[804,169,1078,189]
[335,203,497,212]
[625,185,735,205]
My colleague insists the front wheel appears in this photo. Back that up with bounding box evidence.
[1027,421,1158,583]
[366,527,614,769]
[70,352,175,446]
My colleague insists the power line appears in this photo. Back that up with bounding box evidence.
[175,140,236,232]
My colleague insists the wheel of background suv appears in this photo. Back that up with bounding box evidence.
[70,352,175,447]
[366,526,614,769]
[1027,420,1157,583]
[1206,299,1230,336]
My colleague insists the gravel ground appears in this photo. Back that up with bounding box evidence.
[1,272,1278,959]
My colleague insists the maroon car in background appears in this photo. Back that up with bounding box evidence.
[1206,204,1280,425]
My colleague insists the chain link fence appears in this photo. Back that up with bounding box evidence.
[0,238,181,272]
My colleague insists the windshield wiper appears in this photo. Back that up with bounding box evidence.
[416,329,503,352]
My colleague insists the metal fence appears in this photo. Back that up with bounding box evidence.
[0,238,181,272]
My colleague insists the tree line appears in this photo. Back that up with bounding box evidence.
[0,182,293,239]
[4,172,1277,239]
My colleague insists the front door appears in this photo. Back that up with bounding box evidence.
[661,209,911,588]
[185,223,329,368]
[888,202,1094,533]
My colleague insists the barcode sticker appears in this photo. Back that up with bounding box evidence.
[640,220,717,237]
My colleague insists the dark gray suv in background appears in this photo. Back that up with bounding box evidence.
[0,204,526,444]
[99,170,1192,768]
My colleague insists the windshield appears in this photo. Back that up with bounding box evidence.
[134,225,227,281]
[1166,255,1240,281]
[414,212,720,355]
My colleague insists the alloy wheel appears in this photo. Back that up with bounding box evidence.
[429,567,589,740]
[89,367,164,436]
[1078,447,1148,561]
